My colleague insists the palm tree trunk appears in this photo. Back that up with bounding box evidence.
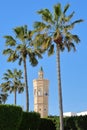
[23,58,29,111]
[14,80,17,105]
[56,44,64,130]
[14,89,16,105]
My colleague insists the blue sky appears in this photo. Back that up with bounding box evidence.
[0,0,87,115]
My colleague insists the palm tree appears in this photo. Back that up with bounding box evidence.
[3,25,42,111]
[33,3,83,130]
[1,69,24,105]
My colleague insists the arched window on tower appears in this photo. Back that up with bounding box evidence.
[38,89,42,96]
[44,91,48,96]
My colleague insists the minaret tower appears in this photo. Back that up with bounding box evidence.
[33,67,49,118]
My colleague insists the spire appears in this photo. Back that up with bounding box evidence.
[38,66,44,79]
[40,66,43,72]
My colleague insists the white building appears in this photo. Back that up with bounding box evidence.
[63,112,76,117]
[63,111,87,117]
[77,111,87,116]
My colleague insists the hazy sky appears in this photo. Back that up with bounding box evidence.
[0,0,87,115]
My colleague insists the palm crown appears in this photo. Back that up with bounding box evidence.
[1,69,24,93]
[34,3,83,55]
[3,25,42,66]
[1,69,24,105]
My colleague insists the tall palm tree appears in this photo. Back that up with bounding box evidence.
[3,25,42,111]
[1,69,24,105]
[33,3,83,130]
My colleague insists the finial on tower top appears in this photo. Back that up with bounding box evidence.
[40,66,43,72]
[38,66,44,79]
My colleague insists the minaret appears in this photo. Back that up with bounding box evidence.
[33,67,49,118]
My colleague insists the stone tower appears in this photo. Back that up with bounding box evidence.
[33,67,49,118]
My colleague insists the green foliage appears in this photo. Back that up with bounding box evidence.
[64,116,77,130]
[48,116,60,130]
[75,115,87,130]
[39,118,56,130]
[1,108,87,130]
[64,115,87,130]
[19,113,56,130]
[19,111,40,130]
[0,104,23,130]
[48,115,87,130]
[54,3,61,20]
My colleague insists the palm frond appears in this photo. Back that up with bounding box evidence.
[1,82,10,92]
[16,44,22,50]
[7,69,13,75]
[71,19,84,26]
[48,44,54,56]
[65,32,73,40]
[63,4,70,14]
[24,25,27,37]
[62,11,75,22]
[18,70,23,79]
[43,37,52,49]
[7,51,18,62]
[34,22,46,31]
[34,49,43,58]
[10,87,14,93]
[3,73,9,78]
[67,11,75,20]
[27,30,34,40]
[3,49,18,62]
[4,36,16,46]
[60,43,65,51]
[54,3,61,20]
[33,33,47,48]
[72,35,80,43]
[19,57,23,65]
[68,42,76,52]
[64,24,74,32]
[3,49,14,55]
[2,77,9,81]
[13,26,24,41]
[18,86,24,93]
[0,93,8,104]
[37,9,53,23]
[65,32,80,43]
[28,53,38,66]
